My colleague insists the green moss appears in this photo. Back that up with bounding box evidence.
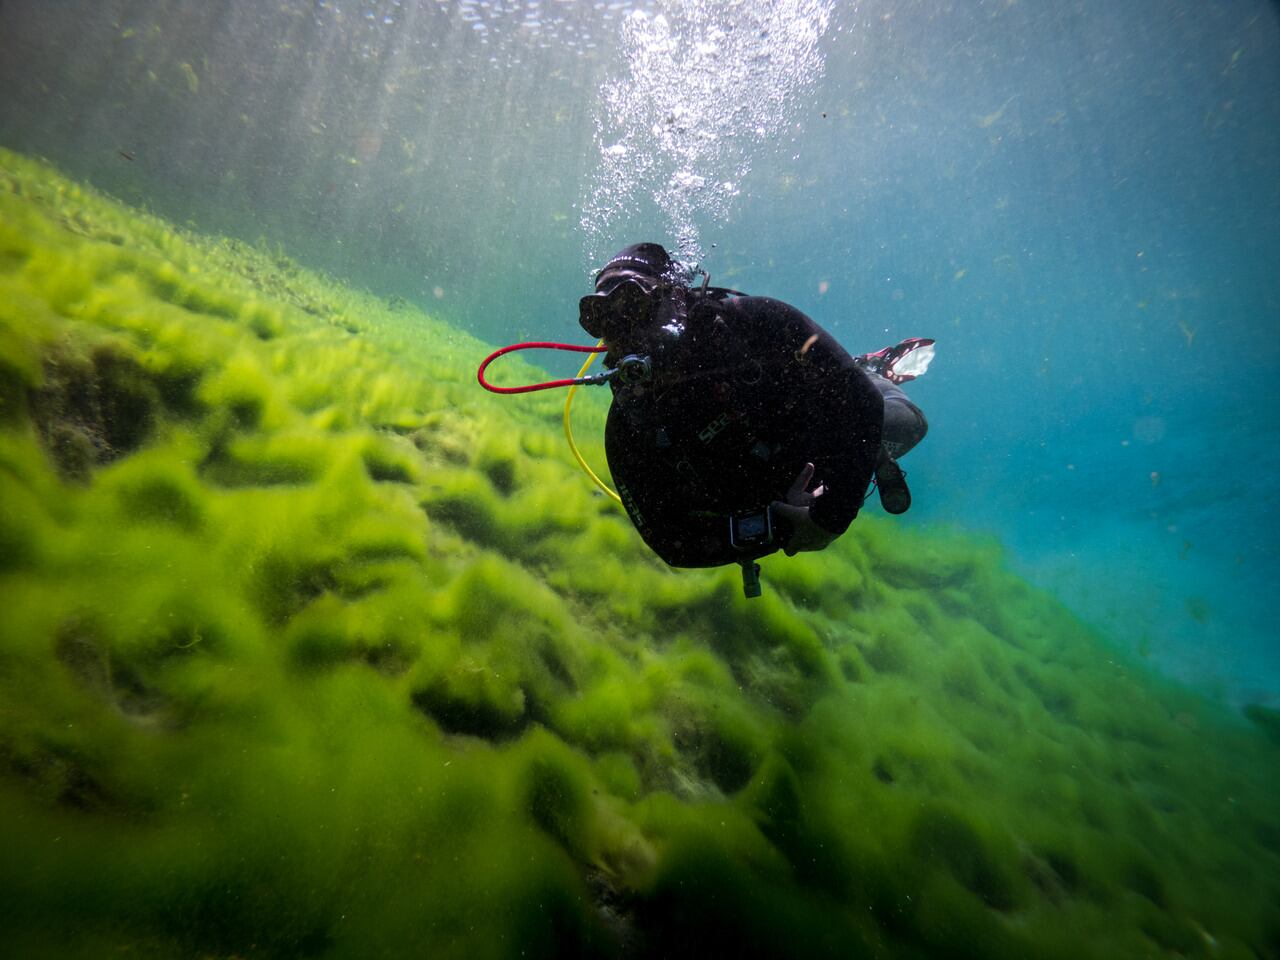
[594,751,643,800]
[553,675,642,751]
[287,585,425,675]
[634,808,868,959]
[196,351,282,430]
[514,728,597,856]
[0,326,38,403]
[665,687,767,795]
[474,431,522,495]
[146,259,242,320]
[410,650,528,739]
[421,466,507,548]
[909,801,1024,911]
[740,753,856,894]
[909,874,1036,960]
[857,606,918,674]
[247,546,340,624]
[239,298,286,340]
[102,445,206,531]
[1244,703,1280,746]
[202,430,334,486]
[0,438,56,570]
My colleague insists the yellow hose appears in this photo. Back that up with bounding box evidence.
[563,343,621,504]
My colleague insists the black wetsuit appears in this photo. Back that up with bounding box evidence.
[603,290,883,568]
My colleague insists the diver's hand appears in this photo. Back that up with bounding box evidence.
[771,463,838,556]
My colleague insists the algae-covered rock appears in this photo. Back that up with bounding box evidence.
[1,149,1279,960]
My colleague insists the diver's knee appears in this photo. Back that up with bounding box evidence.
[882,400,927,459]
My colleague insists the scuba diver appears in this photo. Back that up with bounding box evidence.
[578,242,931,595]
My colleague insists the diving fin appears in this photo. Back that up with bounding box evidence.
[856,337,936,385]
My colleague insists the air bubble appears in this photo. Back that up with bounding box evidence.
[581,0,835,265]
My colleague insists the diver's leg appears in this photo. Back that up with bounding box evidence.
[866,376,925,515]
[871,376,928,459]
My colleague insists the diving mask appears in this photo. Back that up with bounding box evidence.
[578,273,659,339]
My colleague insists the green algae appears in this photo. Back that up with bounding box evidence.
[0,148,1278,959]
[1246,704,1280,747]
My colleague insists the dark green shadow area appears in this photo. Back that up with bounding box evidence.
[1,149,1278,960]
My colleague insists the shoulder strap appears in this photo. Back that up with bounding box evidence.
[699,285,748,301]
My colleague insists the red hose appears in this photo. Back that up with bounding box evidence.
[476,341,608,394]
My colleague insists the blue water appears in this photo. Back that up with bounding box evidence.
[1,0,1276,703]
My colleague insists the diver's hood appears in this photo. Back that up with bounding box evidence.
[580,243,676,342]
[592,242,671,291]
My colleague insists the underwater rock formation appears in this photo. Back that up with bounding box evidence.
[0,149,1277,959]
